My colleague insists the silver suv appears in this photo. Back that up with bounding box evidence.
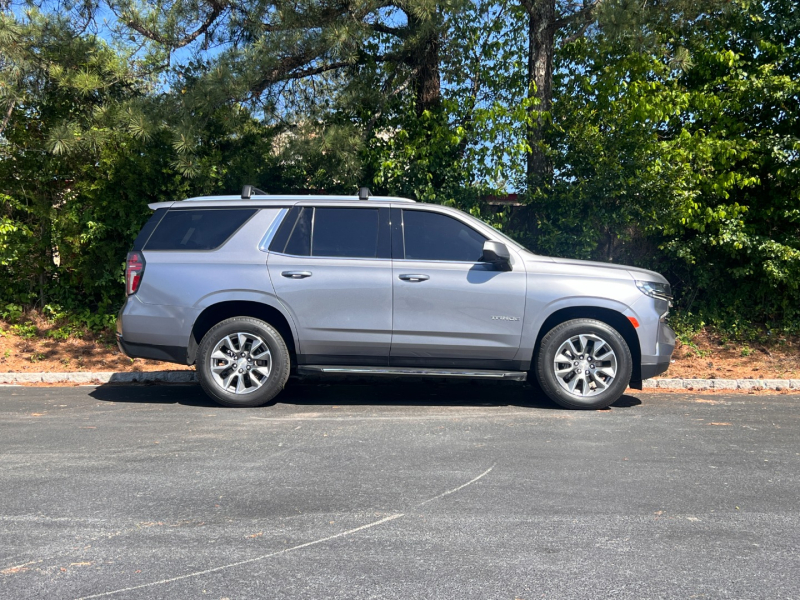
[118,187,675,409]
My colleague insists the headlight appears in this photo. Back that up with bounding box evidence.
[636,280,672,302]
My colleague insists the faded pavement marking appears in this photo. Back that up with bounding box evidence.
[76,463,496,599]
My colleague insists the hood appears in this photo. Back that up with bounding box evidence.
[546,257,669,284]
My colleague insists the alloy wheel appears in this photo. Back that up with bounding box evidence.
[552,333,618,397]
[208,332,272,395]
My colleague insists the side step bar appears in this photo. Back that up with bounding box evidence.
[297,365,527,381]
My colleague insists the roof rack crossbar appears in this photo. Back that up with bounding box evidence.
[242,185,267,199]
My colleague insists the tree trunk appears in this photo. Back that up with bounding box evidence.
[406,13,441,116]
[524,0,555,191]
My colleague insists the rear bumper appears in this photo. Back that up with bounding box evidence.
[117,296,196,364]
[117,335,188,365]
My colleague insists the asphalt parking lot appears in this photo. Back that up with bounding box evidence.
[1,382,799,599]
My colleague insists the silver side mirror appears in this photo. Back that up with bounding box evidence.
[481,241,512,271]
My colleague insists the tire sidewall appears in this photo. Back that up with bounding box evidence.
[197,317,290,407]
[536,319,632,410]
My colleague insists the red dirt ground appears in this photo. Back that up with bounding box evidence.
[1,314,798,380]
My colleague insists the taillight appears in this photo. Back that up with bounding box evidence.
[126,251,145,295]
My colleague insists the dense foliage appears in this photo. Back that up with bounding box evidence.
[537,0,800,331]
[0,0,797,335]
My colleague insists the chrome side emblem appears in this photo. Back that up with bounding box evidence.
[492,316,519,321]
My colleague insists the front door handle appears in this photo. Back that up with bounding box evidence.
[398,274,430,282]
[282,271,312,279]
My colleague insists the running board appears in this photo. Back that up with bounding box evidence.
[297,365,527,381]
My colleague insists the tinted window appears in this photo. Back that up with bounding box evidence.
[312,208,379,258]
[132,208,166,250]
[268,207,300,253]
[402,210,486,262]
[145,209,256,251]
[283,207,312,256]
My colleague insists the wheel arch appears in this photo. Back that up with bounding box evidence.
[189,300,297,365]
[533,306,642,384]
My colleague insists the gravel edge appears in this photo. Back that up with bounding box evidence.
[0,371,799,390]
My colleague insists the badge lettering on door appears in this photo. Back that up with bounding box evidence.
[491,316,520,321]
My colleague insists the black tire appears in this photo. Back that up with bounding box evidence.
[196,317,290,408]
[535,318,632,410]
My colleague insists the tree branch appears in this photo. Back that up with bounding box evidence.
[125,0,225,49]
[250,48,406,96]
[553,0,601,32]
[560,17,593,43]
[365,71,415,135]
[0,100,15,139]
[367,22,406,37]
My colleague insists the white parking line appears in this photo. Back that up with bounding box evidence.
[75,513,404,599]
[75,463,496,599]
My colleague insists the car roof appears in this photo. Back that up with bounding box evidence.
[148,195,417,210]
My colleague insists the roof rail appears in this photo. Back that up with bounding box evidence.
[181,194,417,203]
[242,185,267,199]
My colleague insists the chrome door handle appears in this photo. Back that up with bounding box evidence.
[282,271,312,279]
[398,274,430,282]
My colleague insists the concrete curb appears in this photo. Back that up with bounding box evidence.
[641,378,800,391]
[0,371,197,384]
[0,371,799,390]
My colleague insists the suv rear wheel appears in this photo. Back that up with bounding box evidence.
[535,318,632,410]
[197,317,290,407]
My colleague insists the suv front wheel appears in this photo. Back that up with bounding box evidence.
[536,319,632,410]
[197,317,290,407]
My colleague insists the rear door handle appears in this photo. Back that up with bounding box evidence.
[398,274,430,282]
[282,271,312,279]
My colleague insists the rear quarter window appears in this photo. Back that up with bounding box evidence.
[144,209,257,251]
[132,208,167,250]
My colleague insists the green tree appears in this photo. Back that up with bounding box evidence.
[0,8,141,307]
[539,0,800,330]
[0,7,284,314]
[659,0,800,328]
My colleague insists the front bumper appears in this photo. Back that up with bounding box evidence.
[639,320,676,380]
[641,358,671,380]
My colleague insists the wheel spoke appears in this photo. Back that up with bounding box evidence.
[247,373,264,389]
[252,347,271,360]
[251,365,269,378]
[236,333,249,352]
[596,366,616,379]
[222,371,236,390]
[555,365,574,376]
[592,340,608,357]
[591,374,608,390]
[554,353,573,365]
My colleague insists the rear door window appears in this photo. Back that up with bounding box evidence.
[270,207,389,258]
[145,209,256,251]
[312,208,380,258]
